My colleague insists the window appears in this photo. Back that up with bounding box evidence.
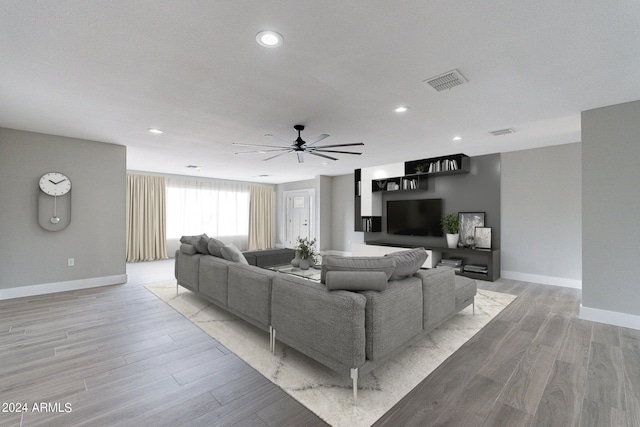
[166,176,250,249]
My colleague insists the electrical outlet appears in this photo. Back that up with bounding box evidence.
[68,258,74,267]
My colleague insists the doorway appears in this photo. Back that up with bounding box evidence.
[284,189,315,248]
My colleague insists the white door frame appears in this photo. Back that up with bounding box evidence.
[283,188,316,248]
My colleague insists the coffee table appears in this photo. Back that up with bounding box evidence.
[266,264,322,281]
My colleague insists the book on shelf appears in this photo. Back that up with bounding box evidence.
[463,264,488,274]
[427,159,459,173]
[439,258,462,267]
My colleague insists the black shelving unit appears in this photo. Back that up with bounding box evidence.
[371,175,428,193]
[405,153,470,177]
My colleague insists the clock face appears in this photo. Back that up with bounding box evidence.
[39,172,72,196]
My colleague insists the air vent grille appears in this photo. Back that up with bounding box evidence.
[422,69,467,92]
[489,128,516,136]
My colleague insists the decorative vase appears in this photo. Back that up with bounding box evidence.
[446,233,459,249]
[291,250,301,267]
[299,258,311,270]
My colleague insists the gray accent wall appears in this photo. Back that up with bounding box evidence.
[364,154,501,249]
[0,128,126,293]
[582,100,640,317]
[501,143,582,286]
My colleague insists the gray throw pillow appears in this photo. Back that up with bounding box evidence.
[325,271,387,292]
[321,255,396,284]
[220,243,249,265]
[180,234,210,254]
[180,243,197,255]
[385,248,428,280]
[207,237,225,258]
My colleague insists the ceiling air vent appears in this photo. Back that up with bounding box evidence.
[422,69,467,92]
[489,128,516,136]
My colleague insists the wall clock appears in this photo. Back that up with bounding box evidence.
[38,172,72,231]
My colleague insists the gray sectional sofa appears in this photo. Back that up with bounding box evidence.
[174,243,476,402]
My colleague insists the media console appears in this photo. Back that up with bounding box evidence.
[353,241,500,282]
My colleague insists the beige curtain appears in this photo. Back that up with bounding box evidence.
[126,174,168,262]
[248,185,275,250]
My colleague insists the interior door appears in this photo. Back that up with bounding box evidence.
[285,190,314,248]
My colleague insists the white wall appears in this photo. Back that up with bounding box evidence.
[330,174,364,254]
[0,128,127,299]
[501,143,582,288]
[581,100,640,328]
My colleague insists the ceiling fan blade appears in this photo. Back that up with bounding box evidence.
[297,152,304,163]
[263,150,294,161]
[235,148,291,154]
[310,149,362,155]
[265,134,293,145]
[305,134,330,147]
[311,142,364,149]
[307,151,338,161]
[233,142,293,149]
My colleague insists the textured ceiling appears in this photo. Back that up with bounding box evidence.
[2,1,640,183]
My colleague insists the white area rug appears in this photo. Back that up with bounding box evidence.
[146,281,515,427]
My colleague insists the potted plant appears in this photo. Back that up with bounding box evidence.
[294,236,317,270]
[441,214,459,248]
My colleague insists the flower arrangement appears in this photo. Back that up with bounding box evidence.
[295,236,317,264]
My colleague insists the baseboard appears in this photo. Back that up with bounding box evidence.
[0,274,127,300]
[580,305,640,330]
[501,270,582,289]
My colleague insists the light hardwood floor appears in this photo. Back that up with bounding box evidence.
[1,260,638,426]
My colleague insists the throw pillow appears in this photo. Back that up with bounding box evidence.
[321,255,396,284]
[220,243,249,265]
[385,248,428,280]
[180,234,210,254]
[325,271,387,292]
[207,237,225,258]
[180,243,197,255]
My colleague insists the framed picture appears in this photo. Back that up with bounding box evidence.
[474,227,492,249]
[458,212,485,247]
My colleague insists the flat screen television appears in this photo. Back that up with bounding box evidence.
[387,198,443,237]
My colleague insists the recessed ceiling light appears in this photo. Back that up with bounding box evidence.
[394,106,410,113]
[453,136,463,141]
[256,30,283,48]
[147,128,163,134]
[321,162,329,166]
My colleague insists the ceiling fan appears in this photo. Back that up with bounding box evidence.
[233,125,364,163]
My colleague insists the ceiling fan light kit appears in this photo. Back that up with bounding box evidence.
[233,125,364,163]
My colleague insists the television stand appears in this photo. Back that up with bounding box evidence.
[355,241,500,282]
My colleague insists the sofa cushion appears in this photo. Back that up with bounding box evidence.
[199,255,232,304]
[180,234,210,254]
[325,271,387,292]
[385,248,428,280]
[207,237,225,258]
[360,277,423,361]
[220,243,249,264]
[320,255,396,284]
[180,243,197,255]
[227,264,276,328]
[455,275,477,309]
[174,250,201,292]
